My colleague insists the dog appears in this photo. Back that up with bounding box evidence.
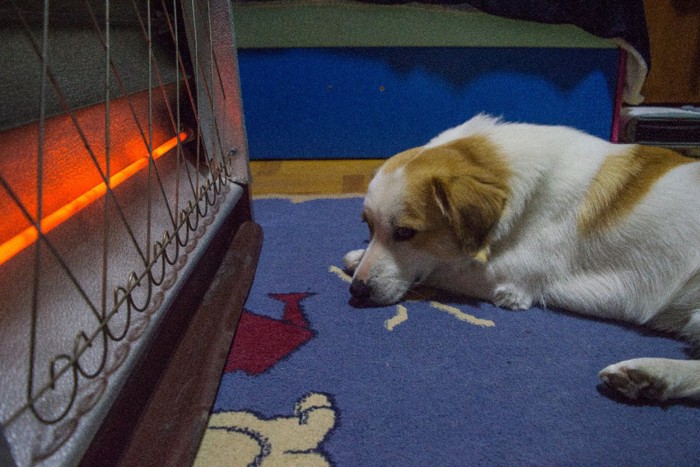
[343,114,700,402]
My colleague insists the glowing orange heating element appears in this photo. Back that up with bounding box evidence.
[0,132,188,266]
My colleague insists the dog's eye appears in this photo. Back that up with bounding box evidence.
[393,227,417,242]
[361,213,375,237]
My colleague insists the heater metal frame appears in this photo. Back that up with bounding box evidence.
[0,1,260,465]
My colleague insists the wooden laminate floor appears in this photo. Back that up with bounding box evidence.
[249,159,384,197]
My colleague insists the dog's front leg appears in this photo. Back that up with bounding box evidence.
[343,249,365,274]
[492,283,533,310]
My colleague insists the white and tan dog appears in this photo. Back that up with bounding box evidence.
[344,114,700,402]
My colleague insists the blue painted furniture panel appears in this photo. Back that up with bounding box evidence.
[239,47,619,159]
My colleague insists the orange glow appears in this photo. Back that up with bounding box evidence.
[0,132,187,266]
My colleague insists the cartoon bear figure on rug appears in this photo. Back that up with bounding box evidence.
[194,392,338,467]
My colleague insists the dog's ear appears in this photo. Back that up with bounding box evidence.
[431,172,507,262]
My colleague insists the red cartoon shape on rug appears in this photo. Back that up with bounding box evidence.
[225,292,315,375]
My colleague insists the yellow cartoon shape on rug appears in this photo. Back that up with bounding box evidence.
[329,265,495,331]
[194,392,337,467]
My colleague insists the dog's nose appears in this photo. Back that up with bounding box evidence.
[349,279,371,300]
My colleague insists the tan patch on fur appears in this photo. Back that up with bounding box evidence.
[386,136,510,258]
[379,147,424,174]
[578,145,694,234]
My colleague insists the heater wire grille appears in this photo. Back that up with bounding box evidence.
[0,0,248,464]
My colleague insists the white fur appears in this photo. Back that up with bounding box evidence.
[345,114,700,402]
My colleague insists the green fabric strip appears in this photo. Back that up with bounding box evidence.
[232,1,615,49]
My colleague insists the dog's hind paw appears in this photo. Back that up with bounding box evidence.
[599,359,669,401]
[493,284,532,310]
[343,249,365,273]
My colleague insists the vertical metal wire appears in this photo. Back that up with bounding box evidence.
[207,0,228,169]
[146,0,153,269]
[204,0,229,171]
[158,0,205,225]
[27,0,51,420]
[174,0,181,227]
[192,0,228,174]
[206,0,217,166]
[102,0,111,325]
[117,4,183,233]
[191,0,201,197]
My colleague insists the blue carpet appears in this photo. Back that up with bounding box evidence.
[198,197,700,466]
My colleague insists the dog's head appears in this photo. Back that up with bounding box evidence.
[349,137,510,305]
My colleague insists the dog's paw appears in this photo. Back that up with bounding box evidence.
[493,284,532,310]
[343,249,365,273]
[599,359,669,401]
